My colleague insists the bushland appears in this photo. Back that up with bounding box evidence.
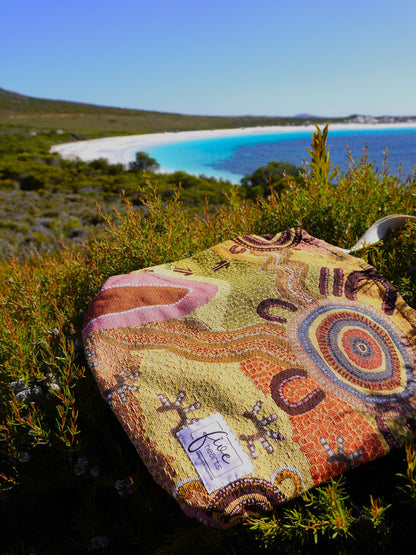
[1,126,416,553]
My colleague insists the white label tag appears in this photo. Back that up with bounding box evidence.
[176,413,254,494]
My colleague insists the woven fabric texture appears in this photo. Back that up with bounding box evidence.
[83,228,416,527]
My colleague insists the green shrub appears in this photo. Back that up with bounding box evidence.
[128,151,160,172]
[241,160,302,199]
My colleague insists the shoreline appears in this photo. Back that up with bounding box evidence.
[51,122,416,177]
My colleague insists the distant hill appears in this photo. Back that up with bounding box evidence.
[294,113,323,118]
[1,87,414,137]
[0,87,165,115]
[0,87,352,136]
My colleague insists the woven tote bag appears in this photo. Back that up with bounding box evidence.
[83,224,416,527]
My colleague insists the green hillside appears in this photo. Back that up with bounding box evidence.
[0,87,349,136]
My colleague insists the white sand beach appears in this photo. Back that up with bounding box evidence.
[51,122,416,169]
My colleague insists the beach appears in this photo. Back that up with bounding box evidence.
[51,126,321,166]
[51,122,416,182]
[50,123,416,166]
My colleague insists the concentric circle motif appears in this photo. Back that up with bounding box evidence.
[289,301,416,412]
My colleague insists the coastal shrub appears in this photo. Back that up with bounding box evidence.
[257,151,416,244]
[240,160,302,199]
[2,125,416,552]
[19,170,46,191]
[167,170,200,189]
[0,130,242,227]
[20,167,65,191]
[2,164,416,553]
[0,219,23,231]
[128,151,160,172]
[85,157,125,176]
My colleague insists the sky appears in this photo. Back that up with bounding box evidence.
[2,0,416,117]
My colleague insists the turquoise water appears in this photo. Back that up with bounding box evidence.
[147,127,416,183]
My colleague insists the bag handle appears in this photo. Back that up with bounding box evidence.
[337,214,416,253]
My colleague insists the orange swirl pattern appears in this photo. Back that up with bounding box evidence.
[100,321,297,366]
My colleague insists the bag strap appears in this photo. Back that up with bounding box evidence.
[336,214,416,253]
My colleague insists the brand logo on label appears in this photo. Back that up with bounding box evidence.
[177,414,254,493]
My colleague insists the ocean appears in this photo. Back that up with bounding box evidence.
[147,126,416,183]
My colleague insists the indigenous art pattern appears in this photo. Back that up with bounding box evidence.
[83,228,416,527]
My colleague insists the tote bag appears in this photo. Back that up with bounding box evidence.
[83,217,416,527]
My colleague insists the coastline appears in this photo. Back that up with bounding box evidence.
[51,122,416,178]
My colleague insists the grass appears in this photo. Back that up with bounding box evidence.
[1,121,416,553]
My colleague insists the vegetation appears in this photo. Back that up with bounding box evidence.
[1,97,416,553]
[240,160,303,199]
[0,87,355,137]
[128,151,160,172]
[306,124,340,184]
[0,129,241,259]
[0,125,304,259]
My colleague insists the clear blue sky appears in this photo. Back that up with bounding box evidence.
[3,0,416,117]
